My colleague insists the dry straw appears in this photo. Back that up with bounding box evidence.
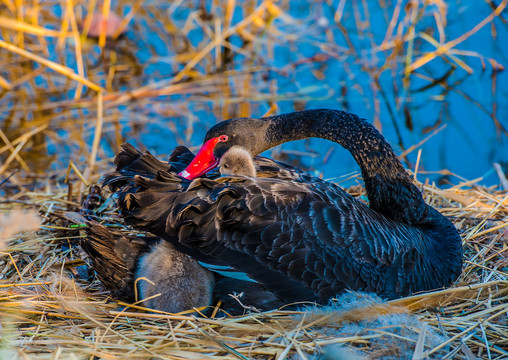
[0,179,506,359]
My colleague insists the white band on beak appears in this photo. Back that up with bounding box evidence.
[179,170,191,178]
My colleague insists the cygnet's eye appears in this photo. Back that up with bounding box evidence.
[223,164,229,168]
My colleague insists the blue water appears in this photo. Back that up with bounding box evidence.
[124,1,507,186]
[1,1,507,187]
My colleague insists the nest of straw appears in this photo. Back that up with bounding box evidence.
[1,177,506,360]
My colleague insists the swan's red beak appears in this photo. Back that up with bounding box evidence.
[178,136,228,179]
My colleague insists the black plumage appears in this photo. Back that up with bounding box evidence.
[103,109,463,306]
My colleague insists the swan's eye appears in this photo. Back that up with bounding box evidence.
[219,135,228,142]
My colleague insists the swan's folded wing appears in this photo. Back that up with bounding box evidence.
[161,176,421,303]
[207,178,390,301]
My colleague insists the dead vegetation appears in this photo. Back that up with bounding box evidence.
[0,181,507,359]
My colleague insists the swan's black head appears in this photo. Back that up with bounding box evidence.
[179,117,269,179]
[204,117,271,157]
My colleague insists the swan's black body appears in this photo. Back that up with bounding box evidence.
[104,109,463,304]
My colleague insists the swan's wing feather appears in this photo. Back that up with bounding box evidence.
[167,145,196,169]
[103,144,194,190]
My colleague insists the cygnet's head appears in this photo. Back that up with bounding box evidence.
[219,146,257,177]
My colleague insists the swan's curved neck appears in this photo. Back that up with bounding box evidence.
[262,109,427,224]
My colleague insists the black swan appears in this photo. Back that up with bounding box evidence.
[103,109,463,305]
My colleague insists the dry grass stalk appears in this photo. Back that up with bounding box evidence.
[0,15,64,37]
[0,38,103,92]
[407,0,507,73]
